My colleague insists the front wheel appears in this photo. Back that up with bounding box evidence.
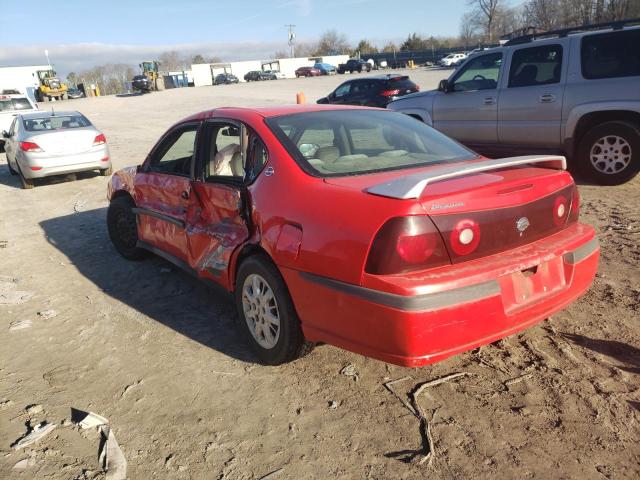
[107,196,146,260]
[235,255,311,365]
[577,121,640,185]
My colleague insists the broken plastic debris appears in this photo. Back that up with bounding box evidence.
[37,309,58,319]
[71,408,108,429]
[99,425,127,480]
[328,400,340,409]
[12,458,29,470]
[340,364,358,379]
[12,421,56,450]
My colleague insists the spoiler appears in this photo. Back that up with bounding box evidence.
[365,155,567,200]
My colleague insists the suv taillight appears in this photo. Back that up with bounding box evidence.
[380,89,401,97]
[365,216,450,275]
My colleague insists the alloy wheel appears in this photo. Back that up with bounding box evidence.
[590,135,632,175]
[242,274,281,349]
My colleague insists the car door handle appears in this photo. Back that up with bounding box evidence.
[483,97,496,105]
[180,190,190,200]
[539,94,556,103]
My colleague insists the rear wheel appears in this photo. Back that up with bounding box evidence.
[235,255,311,365]
[107,196,145,260]
[99,166,113,176]
[18,167,34,189]
[578,121,640,185]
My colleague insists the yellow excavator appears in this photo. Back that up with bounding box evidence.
[140,61,161,91]
[35,69,68,102]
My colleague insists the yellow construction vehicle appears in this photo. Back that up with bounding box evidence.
[35,69,68,102]
[139,61,161,91]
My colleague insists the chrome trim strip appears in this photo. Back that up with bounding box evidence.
[563,237,600,264]
[299,272,500,312]
[132,207,185,229]
[366,155,567,199]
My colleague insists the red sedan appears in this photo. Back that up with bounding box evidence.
[107,105,599,367]
[295,66,321,77]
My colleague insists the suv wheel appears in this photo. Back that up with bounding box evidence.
[235,255,312,365]
[578,121,639,185]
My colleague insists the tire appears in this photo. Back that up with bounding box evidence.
[18,166,34,189]
[99,166,113,176]
[107,196,145,260]
[235,255,311,365]
[577,121,640,185]
[7,159,18,175]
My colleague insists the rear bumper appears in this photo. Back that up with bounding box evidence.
[20,148,111,178]
[282,223,599,367]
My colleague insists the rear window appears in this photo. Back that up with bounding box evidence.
[382,77,417,90]
[23,115,92,132]
[0,98,33,112]
[266,110,476,177]
[581,29,640,79]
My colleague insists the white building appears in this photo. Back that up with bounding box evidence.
[0,65,50,99]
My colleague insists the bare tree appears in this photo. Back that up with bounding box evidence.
[381,42,398,53]
[158,51,187,71]
[468,0,502,41]
[313,30,351,55]
[460,12,481,47]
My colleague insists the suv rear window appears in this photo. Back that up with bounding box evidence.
[581,29,640,79]
[382,77,417,90]
[509,44,563,87]
[0,98,33,112]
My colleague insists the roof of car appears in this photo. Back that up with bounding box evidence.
[181,105,380,123]
[19,110,81,118]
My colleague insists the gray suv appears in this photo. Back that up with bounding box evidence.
[389,20,640,185]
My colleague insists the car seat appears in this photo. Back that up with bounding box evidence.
[315,146,340,164]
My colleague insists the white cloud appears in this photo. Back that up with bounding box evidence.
[0,41,288,76]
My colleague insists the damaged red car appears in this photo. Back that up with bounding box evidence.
[107,106,599,367]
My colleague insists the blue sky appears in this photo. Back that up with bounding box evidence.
[0,0,486,73]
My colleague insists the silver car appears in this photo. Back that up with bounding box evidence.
[2,111,112,189]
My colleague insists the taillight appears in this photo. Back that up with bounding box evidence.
[380,89,401,97]
[365,216,450,275]
[553,195,569,227]
[93,133,106,146]
[449,219,481,256]
[569,185,580,223]
[415,85,420,91]
[20,141,42,152]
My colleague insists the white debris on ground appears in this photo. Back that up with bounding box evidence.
[12,422,57,450]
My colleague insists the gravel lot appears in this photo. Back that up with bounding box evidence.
[1,68,639,479]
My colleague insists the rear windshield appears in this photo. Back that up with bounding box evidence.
[382,77,417,89]
[581,29,640,79]
[266,110,476,177]
[23,115,92,132]
[0,98,33,112]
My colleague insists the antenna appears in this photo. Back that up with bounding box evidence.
[285,24,296,58]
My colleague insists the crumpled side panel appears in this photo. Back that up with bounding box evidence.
[186,182,249,290]
[107,166,137,200]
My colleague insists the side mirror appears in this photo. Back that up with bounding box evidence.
[438,79,451,93]
[2,130,9,139]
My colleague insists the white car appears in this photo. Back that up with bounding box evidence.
[0,94,38,150]
[3,110,112,189]
[439,53,468,67]
[266,70,286,79]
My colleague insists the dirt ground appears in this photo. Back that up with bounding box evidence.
[1,69,639,480]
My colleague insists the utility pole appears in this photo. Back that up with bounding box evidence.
[285,24,296,58]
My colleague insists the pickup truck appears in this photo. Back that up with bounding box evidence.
[337,59,372,74]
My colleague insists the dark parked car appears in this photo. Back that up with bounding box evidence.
[131,75,152,92]
[244,71,270,82]
[337,59,372,74]
[66,87,84,99]
[317,74,420,108]
[214,73,239,85]
[295,66,321,77]
[313,62,336,75]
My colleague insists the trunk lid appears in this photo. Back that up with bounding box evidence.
[27,128,98,155]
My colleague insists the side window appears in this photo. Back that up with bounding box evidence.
[452,53,502,92]
[149,125,197,176]
[246,136,268,182]
[9,118,17,136]
[334,82,351,97]
[509,45,563,88]
[205,123,245,180]
[581,30,640,80]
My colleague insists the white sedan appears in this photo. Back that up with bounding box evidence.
[2,111,111,189]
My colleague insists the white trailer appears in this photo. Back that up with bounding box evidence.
[0,65,50,101]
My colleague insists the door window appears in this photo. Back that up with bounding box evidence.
[205,123,245,180]
[334,82,351,97]
[246,136,268,182]
[451,53,502,91]
[149,125,198,176]
[508,45,563,88]
[9,118,17,136]
[581,30,640,79]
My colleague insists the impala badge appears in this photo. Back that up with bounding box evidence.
[516,217,530,235]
